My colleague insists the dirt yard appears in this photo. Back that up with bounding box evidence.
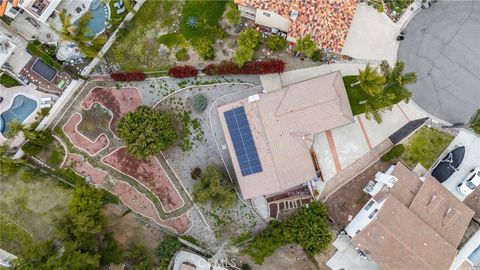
[229,244,333,270]
[63,113,110,156]
[326,159,397,230]
[81,87,143,132]
[102,147,184,212]
[102,204,169,261]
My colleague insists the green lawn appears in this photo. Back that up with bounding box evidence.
[0,166,72,242]
[343,76,368,115]
[401,127,454,169]
[0,73,20,88]
[179,0,228,41]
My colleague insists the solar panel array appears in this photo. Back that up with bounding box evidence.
[224,107,263,176]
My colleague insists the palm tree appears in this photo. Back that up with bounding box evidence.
[363,91,396,124]
[381,61,417,102]
[58,9,74,41]
[6,120,24,138]
[353,64,386,96]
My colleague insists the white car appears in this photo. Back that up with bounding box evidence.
[457,168,480,196]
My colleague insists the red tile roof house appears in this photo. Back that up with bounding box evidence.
[234,0,357,52]
[341,162,474,270]
[218,71,353,199]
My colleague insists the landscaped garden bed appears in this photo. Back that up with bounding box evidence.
[63,113,110,156]
[112,181,190,234]
[78,104,113,141]
[81,87,143,131]
[64,154,107,187]
[102,147,184,212]
[0,73,20,87]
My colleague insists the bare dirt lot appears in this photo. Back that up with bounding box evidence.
[326,159,397,229]
[102,204,169,260]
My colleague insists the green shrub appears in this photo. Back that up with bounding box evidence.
[0,73,20,87]
[226,5,241,25]
[381,144,405,162]
[234,46,254,67]
[192,94,208,112]
[156,236,182,270]
[157,33,185,49]
[266,35,287,52]
[193,38,215,60]
[22,141,43,156]
[190,167,202,180]
[241,263,251,270]
[309,49,322,62]
[175,48,189,61]
[469,109,480,134]
[48,148,64,167]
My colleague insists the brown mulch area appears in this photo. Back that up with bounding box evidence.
[326,159,396,230]
[102,147,184,212]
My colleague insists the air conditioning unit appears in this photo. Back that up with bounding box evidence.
[363,180,376,194]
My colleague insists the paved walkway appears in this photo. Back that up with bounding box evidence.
[398,1,480,124]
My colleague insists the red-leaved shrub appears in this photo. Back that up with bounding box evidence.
[168,66,198,78]
[110,71,146,81]
[203,59,285,75]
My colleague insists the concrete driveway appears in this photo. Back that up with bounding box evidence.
[432,130,480,201]
[398,1,480,124]
[342,2,401,65]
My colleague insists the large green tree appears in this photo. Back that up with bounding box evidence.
[117,106,177,159]
[266,35,287,52]
[244,201,332,265]
[192,165,236,209]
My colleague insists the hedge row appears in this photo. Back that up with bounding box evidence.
[203,59,285,75]
[168,66,198,78]
[110,71,146,81]
[381,144,405,162]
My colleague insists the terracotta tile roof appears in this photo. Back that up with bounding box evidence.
[409,176,475,247]
[235,0,357,52]
[352,196,459,270]
[218,71,354,199]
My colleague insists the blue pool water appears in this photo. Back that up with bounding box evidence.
[75,0,108,37]
[0,95,37,136]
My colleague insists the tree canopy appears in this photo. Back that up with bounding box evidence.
[244,201,332,264]
[192,165,236,209]
[237,28,262,49]
[117,106,177,159]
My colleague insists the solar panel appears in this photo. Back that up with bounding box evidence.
[224,107,263,176]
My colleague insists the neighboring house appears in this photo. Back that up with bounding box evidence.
[0,26,33,77]
[234,0,357,52]
[218,71,354,199]
[450,229,480,270]
[0,0,61,23]
[340,162,474,270]
[171,250,229,270]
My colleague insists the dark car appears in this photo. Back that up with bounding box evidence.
[0,97,3,103]
[431,146,465,183]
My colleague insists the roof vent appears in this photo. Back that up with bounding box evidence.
[442,207,459,228]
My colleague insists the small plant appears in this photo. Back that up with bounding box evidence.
[241,263,251,270]
[266,35,287,52]
[175,48,189,61]
[309,49,323,62]
[192,94,208,112]
[469,109,480,135]
[381,144,405,162]
[190,167,202,180]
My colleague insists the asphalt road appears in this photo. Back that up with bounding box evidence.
[398,1,480,124]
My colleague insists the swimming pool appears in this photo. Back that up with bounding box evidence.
[0,95,38,136]
[32,59,57,81]
[78,0,109,37]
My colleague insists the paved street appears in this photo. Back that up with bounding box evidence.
[398,1,480,124]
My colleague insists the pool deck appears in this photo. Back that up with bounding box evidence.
[0,85,56,144]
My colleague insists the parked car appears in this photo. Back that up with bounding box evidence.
[457,168,480,196]
[431,146,465,183]
[0,97,3,103]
